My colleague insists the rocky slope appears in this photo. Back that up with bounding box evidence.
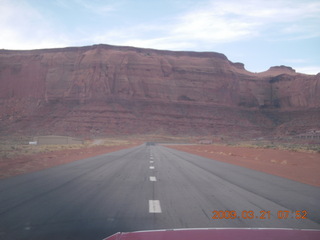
[0,44,319,137]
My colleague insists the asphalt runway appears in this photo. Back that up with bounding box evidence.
[0,144,319,240]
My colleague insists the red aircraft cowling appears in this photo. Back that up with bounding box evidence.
[103,228,320,240]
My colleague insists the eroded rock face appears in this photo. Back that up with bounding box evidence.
[0,44,319,137]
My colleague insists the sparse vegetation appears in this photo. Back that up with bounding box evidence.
[0,136,134,160]
[1,135,319,161]
[228,140,320,153]
[0,134,181,160]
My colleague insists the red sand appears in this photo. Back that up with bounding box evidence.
[0,144,139,179]
[166,144,320,187]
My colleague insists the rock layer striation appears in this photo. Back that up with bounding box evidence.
[0,44,319,137]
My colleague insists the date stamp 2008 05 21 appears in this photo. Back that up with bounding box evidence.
[212,210,308,220]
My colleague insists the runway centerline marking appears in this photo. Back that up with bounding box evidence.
[149,166,155,169]
[149,200,162,213]
[150,160,154,164]
[149,176,157,181]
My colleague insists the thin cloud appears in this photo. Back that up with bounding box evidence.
[74,0,116,15]
[170,0,320,43]
[171,10,258,43]
[121,37,195,51]
[295,66,320,75]
[103,0,320,50]
[0,0,70,49]
[86,0,320,53]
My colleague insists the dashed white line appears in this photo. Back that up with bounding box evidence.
[149,160,154,164]
[149,200,162,213]
[149,176,157,181]
[149,166,155,169]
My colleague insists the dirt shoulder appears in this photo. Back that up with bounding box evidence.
[0,143,140,179]
[166,144,320,187]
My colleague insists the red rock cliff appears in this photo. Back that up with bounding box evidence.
[0,44,319,137]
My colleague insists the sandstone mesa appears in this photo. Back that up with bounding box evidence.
[0,44,319,137]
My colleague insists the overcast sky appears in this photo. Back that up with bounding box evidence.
[1,0,319,74]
